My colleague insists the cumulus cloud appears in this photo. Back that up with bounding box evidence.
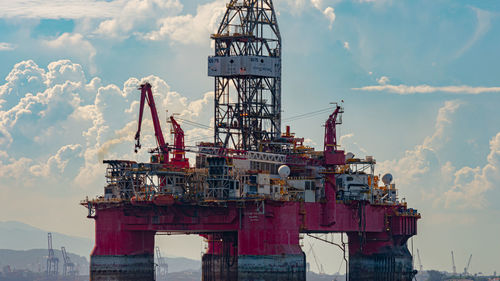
[42,33,97,73]
[0,43,16,51]
[376,76,389,85]
[443,132,500,208]
[0,59,214,189]
[377,100,500,210]
[353,84,500,95]
[0,0,123,19]
[94,0,183,39]
[343,41,350,50]
[143,0,226,44]
[323,7,336,29]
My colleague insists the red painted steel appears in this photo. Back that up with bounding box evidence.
[135,83,168,163]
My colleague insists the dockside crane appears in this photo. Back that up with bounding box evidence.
[135,82,169,164]
[417,249,423,272]
[155,246,168,281]
[61,246,77,277]
[46,233,59,276]
[306,243,325,275]
[451,251,457,275]
[464,254,472,276]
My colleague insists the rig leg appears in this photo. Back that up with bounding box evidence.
[90,209,156,281]
[347,232,416,281]
[202,233,238,281]
[235,203,306,281]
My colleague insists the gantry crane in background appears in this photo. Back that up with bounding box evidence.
[61,246,78,278]
[417,249,423,272]
[451,251,457,275]
[155,246,168,281]
[46,233,59,276]
[464,254,472,276]
[306,242,325,275]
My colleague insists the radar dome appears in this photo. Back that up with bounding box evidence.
[382,173,393,185]
[346,152,355,160]
[278,165,290,179]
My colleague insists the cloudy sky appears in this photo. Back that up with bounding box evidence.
[0,0,499,275]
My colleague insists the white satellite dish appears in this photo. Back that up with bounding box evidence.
[346,152,355,161]
[382,173,393,185]
[278,165,290,179]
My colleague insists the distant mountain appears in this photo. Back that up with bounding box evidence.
[0,221,93,257]
[0,221,202,273]
[161,257,200,273]
[0,249,89,274]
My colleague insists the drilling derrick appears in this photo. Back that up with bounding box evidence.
[209,0,281,150]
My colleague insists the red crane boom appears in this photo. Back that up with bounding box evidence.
[135,83,169,163]
[169,115,189,168]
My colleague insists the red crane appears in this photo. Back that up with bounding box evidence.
[323,103,345,166]
[169,115,189,168]
[135,83,169,164]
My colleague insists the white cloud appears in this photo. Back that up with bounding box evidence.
[0,43,16,51]
[0,59,214,190]
[455,7,493,59]
[323,7,336,30]
[376,76,389,85]
[0,0,123,19]
[376,100,500,210]
[30,144,82,177]
[310,0,323,10]
[343,41,350,50]
[143,0,226,44]
[94,0,183,39]
[42,33,97,74]
[444,132,500,208]
[353,84,500,95]
[376,101,461,205]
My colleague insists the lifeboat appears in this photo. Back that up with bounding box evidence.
[153,194,175,206]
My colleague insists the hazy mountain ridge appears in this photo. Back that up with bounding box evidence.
[0,221,93,257]
[0,249,88,274]
[0,221,202,274]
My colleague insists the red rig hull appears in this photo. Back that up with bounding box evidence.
[88,199,418,281]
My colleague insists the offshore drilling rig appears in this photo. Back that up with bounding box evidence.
[82,0,420,280]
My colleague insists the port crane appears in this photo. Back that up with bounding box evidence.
[451,251,457,275]
[306,242,325,275]
[46,233,59,276]
[155,247,168,281]
[417,249,423,272]
[464,254,472,276]
[61,246,77,277]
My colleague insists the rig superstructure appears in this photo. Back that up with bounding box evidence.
[82,1,420,280]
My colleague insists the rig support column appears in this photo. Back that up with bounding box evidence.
[90,209,155,281]
[202,233,238,281]
[236,203,305,281]
[347,231,417,281]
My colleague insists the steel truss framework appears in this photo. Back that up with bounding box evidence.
[212,0,281,151]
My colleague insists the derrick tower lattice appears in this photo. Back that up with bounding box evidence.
[209,0,281,150]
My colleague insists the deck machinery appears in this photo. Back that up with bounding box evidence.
[82,0,420,280]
